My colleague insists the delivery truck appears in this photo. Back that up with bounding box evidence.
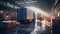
[17,8,35,24]
[17,8,35,33]
[52,18,60,34]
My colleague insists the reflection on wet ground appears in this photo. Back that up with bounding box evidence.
[0,21,51,34]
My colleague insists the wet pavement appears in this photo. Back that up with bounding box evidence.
[0,21,51,34]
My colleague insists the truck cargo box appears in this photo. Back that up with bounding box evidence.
[17,8,27,21]
[27,9,34,20]
[52,19,60,34]
[17,8,34,22]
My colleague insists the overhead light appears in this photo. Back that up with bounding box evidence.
[15,1,38,6]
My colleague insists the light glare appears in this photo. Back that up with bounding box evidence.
[26,6,49,16]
